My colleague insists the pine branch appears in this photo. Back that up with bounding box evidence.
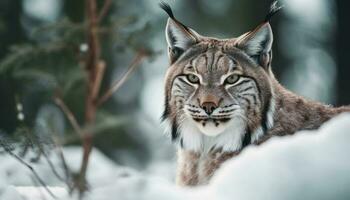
[97,50,147,106]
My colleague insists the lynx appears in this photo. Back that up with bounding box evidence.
[160,1,350,186]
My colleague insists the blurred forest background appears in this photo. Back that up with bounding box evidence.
[0,0,349,184]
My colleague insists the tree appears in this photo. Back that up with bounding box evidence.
[0,0,154,198]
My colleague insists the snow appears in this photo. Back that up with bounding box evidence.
[16,186,67,200]
[1,186,22,200]
[210,113,350,200]
[1,114,350,200]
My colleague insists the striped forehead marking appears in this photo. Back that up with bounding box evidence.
[192,54,207,73]
[190,53,240,75]
[227,57,237,73]
[214,53,224,71]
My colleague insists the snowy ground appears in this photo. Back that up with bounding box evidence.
[1,114,350,200]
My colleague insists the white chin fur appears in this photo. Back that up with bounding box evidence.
[197,121,228,137]
[180,116,246,153]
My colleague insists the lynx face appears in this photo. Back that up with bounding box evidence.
[161,3,276,152]
[171,47,265,137]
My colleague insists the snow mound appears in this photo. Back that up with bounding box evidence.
[1,113,350,200]
[210,113,350,200]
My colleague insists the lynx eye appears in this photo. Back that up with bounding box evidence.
[225,74,240,84]
[186,74,200,84]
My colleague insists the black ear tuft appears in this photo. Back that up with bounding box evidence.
[160,1,200,63]
[159,2,191,32]
[264,0,283,22]
[159,1,175,20]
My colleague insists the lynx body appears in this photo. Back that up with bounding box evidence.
[160,2,350,186]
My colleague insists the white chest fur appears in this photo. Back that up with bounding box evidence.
[179,116,247,153]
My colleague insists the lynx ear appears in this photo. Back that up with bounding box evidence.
[236,0,282,69]
[165,18,199,52]
[160,2,200,63]
[236,23,273,68]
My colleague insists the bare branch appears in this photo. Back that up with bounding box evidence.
[54,97,84,138]
[98,0,112,22]
[52,137,72,187]
[40,152,64,183]
[22,127,68,184]
[44,134,74,191]
[97,50,147,106]
[91,60,106,100]
[41,148,66,182]
[76,0,101,197]
[30,176,49,200]
[0,144,57,199]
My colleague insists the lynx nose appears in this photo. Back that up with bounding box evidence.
[201,102,218,115]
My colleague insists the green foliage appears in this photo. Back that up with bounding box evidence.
[0,19,84,98]
[0,1,157,168]
[0,15,156,97]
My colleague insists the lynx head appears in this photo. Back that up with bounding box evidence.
[160,2,281,152]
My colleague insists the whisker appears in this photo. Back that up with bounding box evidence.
[211,114,232,118]
[218,108,237,113]
[187,109,200,113]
